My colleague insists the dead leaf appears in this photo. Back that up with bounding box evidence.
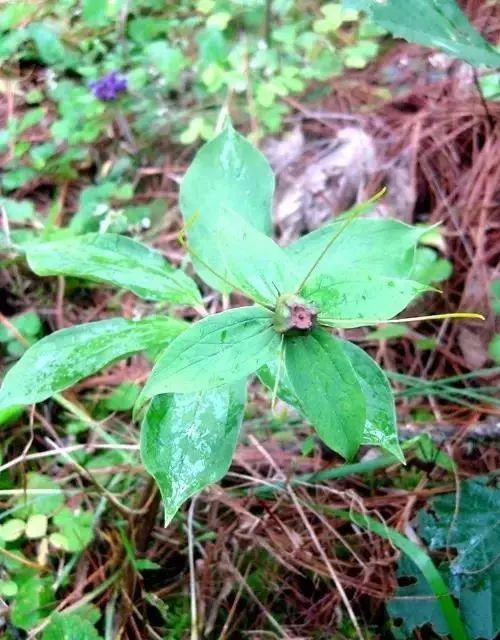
[266,126,377,243]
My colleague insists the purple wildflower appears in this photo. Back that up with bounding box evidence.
[89,71,127,102]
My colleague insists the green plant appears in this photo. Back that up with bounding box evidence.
[387,475,499,640]
[344,0,500,68]
[0,123,483,524]
[488,279,500,363]
[325,507,470,640]
[0,1,387,263]
[0,0,383,168]
[0,470,100,632]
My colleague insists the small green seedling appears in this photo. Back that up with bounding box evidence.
[0,123,483,524]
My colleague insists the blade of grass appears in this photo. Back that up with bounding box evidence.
[387,368,500,407]
[253,436,429,498]
[388,366,500,385]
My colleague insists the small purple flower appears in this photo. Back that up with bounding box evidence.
[89,71,127,102]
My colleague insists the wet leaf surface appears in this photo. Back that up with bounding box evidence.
[141,381,246,525]
[340,340,403,461]
[287,218,426,284]
[0,316,186,408]
[389,477,500,640]
[25,233,201,305]
[302,271,431,327]
[180,124,274,292]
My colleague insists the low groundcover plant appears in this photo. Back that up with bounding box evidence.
[0,122,483,524]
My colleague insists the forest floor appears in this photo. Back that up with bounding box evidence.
[0,1,499,638]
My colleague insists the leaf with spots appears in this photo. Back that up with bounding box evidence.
[138,306,280,405]
[340,340,404,462]
[287,218,427,284]
[0,316,186,409]
[25,233,201,305]
[260,339,403,461]
[141,381,246,525]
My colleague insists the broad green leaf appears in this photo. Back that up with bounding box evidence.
[419,476,499,575]
[0,2,35,30]
[389,556,499,640]
[339,341,403,462]
[413,247,453,285]
[389,477,500,640]
[139,306,280,400]
[0,311,41,343]
[0,519,25,542]
[146,42,187,86]
[0,404,23,427]
[102,382,140,411]
[331,509,468,640]
[0,580,17,597]
[301,272,431,328]
[25,514,48,539]
[53,508,93,552]
[0,197,35,222]
[344,0,500,68]
[141,381,246,525]
[28,23,66,65]
[260,341,403,460]
[10,575,53,631]
[285,329,365,459]
[180,123,274,292]
[287,218,427,284]
[82,0,112,27]
[25,233,201,305]
[0,316,186,409]
[387,558,465,639]
[258,360,303,409]
[216,211,299,304]
[42,612,103,640]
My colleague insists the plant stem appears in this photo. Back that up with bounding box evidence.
[188,496,199,640]
[319,311,485,328]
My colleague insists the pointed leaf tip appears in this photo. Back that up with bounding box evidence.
[140,382,246,526]
[0,317,186,408]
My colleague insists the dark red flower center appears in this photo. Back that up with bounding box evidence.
[290,304,317,330]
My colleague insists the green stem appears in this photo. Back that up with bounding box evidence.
[319,311,485,328]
